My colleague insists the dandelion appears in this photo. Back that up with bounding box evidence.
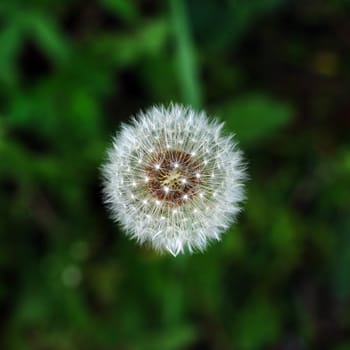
[102,104,246,256]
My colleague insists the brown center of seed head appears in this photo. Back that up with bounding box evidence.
[145,150,201,206]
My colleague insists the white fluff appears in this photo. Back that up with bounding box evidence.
[102,104,246,256]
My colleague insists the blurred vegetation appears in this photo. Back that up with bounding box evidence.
[1,0,350,349]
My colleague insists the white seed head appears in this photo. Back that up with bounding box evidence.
[102,104,246,256]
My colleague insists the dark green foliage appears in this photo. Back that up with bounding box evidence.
[1,0,350,349]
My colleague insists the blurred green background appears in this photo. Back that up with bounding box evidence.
[1,0,350,349]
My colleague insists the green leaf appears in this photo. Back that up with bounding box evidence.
[100,0,139,22]
[23,12,70,64]
[90,19,169,67]
[0,24,22,83]
[219,94,293,146]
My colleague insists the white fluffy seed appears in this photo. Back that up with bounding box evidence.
[102,104,246,256]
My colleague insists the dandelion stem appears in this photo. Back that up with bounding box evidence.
[169,0,202,109]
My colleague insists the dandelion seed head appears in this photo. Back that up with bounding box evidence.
[102,104,246,256]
